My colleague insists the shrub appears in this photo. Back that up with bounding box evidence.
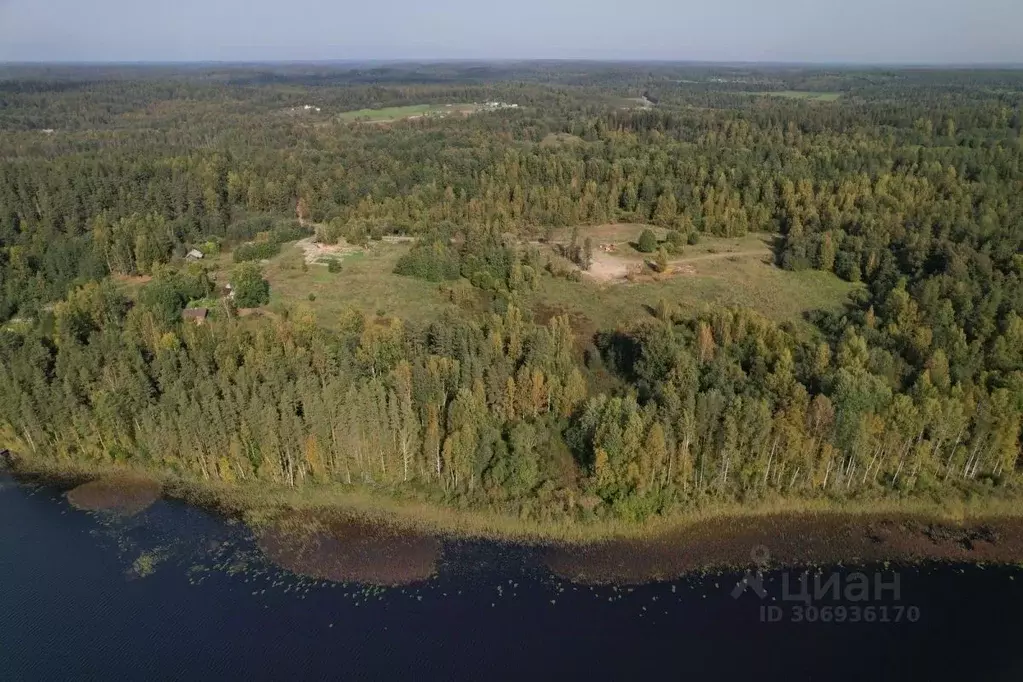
[665,230,685,255]
[271,221,311,244]
[654,248,669,272]
[394,237,462,281]
[233,241,280,263]
[231,263,270,307]
[327,258,342,273]
[637,229,658,253]
[226,215,274,242]
[835,251,862,282]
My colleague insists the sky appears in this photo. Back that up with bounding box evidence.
[1,0,1021,64]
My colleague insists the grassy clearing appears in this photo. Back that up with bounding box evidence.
[110,273,154,300]
[261,242,457,327]
[117,227,854,338]
[226,229,854,335]
[761,91,842,102]
[337,103,476,122]
[531,260,858,333]
[540,132,585,147]
[532,230,858,332]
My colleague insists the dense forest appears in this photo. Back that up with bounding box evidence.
[1,63,1021,522]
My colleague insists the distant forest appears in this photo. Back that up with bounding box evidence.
[1,63,1021,522]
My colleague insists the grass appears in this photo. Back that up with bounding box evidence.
[113,226,855,339]
[337,103,477,123]
[532,230,859,333]
[211,229,855,336]
[530,261,857,335]
[261,242,457,328]
[539,132,585,147]
[761,91,842,102]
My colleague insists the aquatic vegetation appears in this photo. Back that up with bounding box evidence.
[545,513,1023,585]
[257,510,442,587]
[131,549,168,578]
[67,477,161,516]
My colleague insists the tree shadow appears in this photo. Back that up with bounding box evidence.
[765,233,787,267]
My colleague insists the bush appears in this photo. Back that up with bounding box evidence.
[233,241,280,263]
[137,268,215,327]
[271,221,311,244]
[835,251,862,282]
[394,237,462,281]
[227,215,275,242]
[686,231,701,245]
[637,229,658,253]
[231,263,270,307]
[327,258,342,273]
[665,230,686,255]
[654,248,669,273]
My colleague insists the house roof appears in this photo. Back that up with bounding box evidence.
[182,308,209,320]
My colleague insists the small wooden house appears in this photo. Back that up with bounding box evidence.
[182,308,209,324]
[185,249,204,261]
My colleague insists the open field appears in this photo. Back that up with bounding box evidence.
[337,103,478,123]
[529,258,858,335]
[572,229,775,283]
[531,225,858,333]
[194,225,856,336]
[761,91,842,102]
[260,241,460,327]
[539,132,585,147]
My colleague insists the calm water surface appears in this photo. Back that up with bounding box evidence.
[2,475,1023,681]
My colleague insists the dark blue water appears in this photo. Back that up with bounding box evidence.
[3,475,1023,681]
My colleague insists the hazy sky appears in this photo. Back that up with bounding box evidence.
[1,0,1020,64]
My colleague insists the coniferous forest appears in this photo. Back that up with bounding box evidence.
[1,63,1022,524]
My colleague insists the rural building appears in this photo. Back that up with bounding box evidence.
[186,249,204,260]
[182,308,209,324]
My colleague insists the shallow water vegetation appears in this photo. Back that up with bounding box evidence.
[67,477,161,516]
[256,510,442,586]
[544,512,1023,585]
[130,549,168,578]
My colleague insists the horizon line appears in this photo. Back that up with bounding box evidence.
[3,58,1023,69]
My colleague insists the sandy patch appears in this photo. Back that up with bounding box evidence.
[67,476,161,516]
[582,252,647,282]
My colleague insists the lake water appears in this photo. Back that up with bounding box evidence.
[3,474,1023,681]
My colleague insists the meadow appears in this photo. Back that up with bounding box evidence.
[337,103,478,122]
[761,91,842,101]
[226,226,859,338]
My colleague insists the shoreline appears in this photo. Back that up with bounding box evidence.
[8,459,1023,546]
